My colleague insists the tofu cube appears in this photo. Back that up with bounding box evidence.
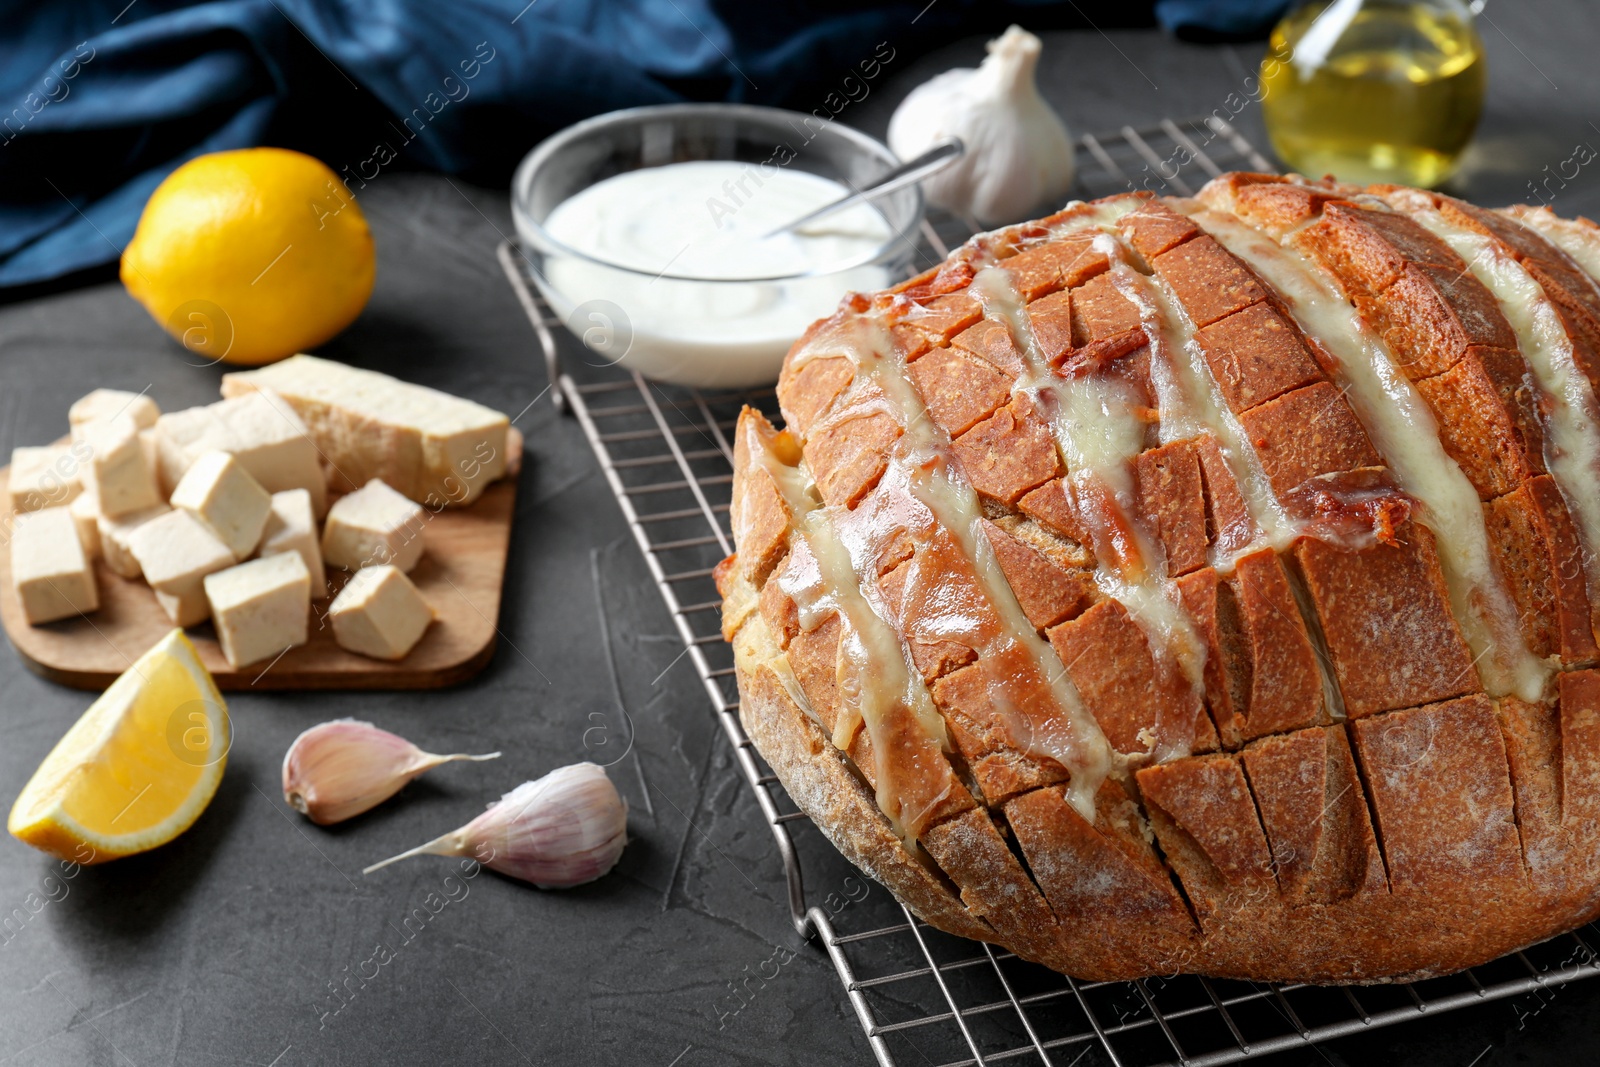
[321,479,426,573]
[9,445,85,513]
[328,564,434,660]
[214,390,327,515]
[260,489,326,597]
[70,489,100,560]
[152,390,326,512]
[85,413,162,518]
[98,503,172,580]
[12,507,98,624]
[170,451,271,560]
[153,405,231,496]
[128,509,235,626]
[203,552,311,668]
[69,389,159,441]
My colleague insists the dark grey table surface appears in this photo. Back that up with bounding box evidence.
[5,5,1600,1065]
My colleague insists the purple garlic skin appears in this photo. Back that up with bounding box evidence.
[283,719,499,826]
[363,762,628,889]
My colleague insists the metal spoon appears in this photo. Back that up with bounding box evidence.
[761,137,965,239]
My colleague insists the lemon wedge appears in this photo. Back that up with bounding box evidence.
[8,629,229,863]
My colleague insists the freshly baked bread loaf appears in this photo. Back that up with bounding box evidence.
[716,173,1600,982]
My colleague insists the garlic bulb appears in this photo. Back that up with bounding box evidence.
[362,762,628,889]
[282,719,500,825]
[888,25,1075,225]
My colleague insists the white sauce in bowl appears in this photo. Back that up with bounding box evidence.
[538,161,894,387]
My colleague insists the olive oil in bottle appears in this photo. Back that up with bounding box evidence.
[1260,0,1486,188]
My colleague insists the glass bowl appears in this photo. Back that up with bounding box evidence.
[511,103,924,389]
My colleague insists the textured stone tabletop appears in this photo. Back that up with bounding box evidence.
[3,5,1600,1064]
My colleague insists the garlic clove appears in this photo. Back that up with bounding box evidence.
[888,25,1075,226]
[282,719,500,826]
[362,762,628,889]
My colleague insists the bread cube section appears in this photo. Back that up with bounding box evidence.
[260,489,327,597]
[85,413,162,518]
[321,479,426,572]
[170,451,272,560]
[328,565,435,660]
[203,552,312,669]
[98,504,172,580]
[69,388,159,440]
[12,507,98,624]
[9,444,85,513]
[128,510,236,626]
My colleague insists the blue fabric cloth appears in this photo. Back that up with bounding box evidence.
[1155,0,1291,40]
[0,0,1276,288]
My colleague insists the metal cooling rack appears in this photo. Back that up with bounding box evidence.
[497,116,1600,1067]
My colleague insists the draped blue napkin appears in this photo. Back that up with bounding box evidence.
[0,0,1268,288]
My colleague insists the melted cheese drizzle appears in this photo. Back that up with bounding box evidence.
[1109,215,1348,719]
[969,201,1212,762]
[1393,201,1600,635]
[1188,205,1549,702]
[724,569,819,727]
[744,424,956,840]
[1509,208,1600,282]
[975,263,1210,701]
[866,312,1114,817]
[1107,249,1297,561]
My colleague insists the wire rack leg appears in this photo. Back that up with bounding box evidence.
[497,239,565,413]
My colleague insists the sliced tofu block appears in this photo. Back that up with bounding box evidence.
[153,404,231,496]
[128,509,236,626]
[12,507,98,624]
[98,503,172,580]
[85,413,162,518]
[321,479,426,572]
[9,444,85,513]
[153,389,325,512]
[203,552,311,669]
[69,489,100,560]
[68,388,159,441]
[221,354,509,507]
[260,489,327,597]
[170,450,272,560]
[328,564,435,660]
[139,427,158,475]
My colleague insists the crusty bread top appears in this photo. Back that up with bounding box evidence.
[719,173,1600,981]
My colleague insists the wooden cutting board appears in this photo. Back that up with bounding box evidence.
[0,431,522,691]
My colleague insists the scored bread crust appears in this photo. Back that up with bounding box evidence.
[718,173,1600,982]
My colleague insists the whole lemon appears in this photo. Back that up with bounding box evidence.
[122,148,375,366]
